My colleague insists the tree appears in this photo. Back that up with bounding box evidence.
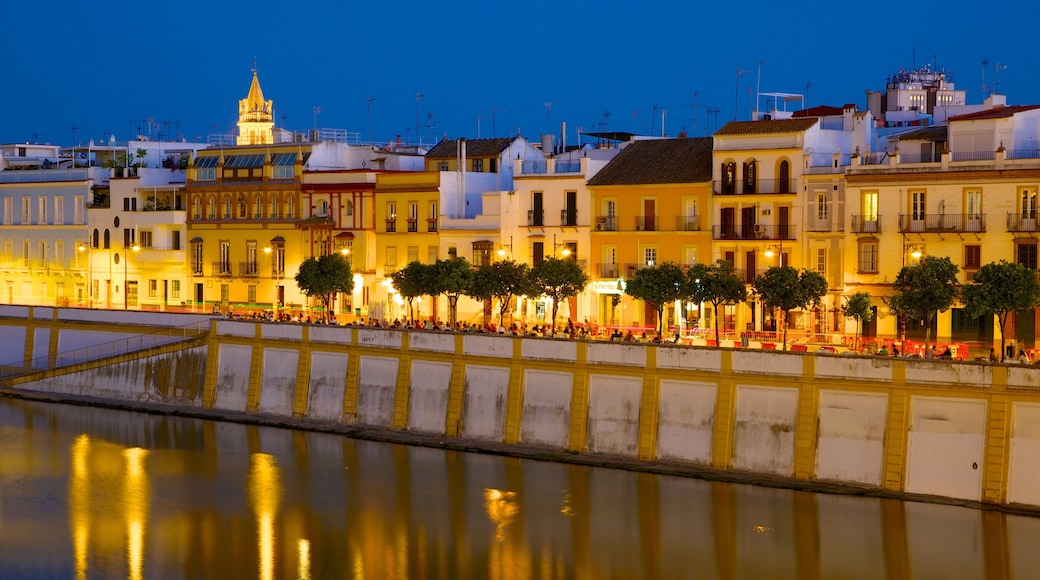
[430,258,475,327]
[391,261,432,324]
[753,266,828,350]
[468,260,532,328]
[294,253,354,323]
[962,260,1040,359]
[842,292,874,349]
[889,255,959,349]
[529,257,589,333]
[688,260,747,345]
[624,262,688,335]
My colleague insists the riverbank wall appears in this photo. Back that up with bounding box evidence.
[6,315,1040,511]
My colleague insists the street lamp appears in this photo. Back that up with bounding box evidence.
[123,244,140,310]
[497,235,513,259]
[77,243,91,307]
[552,234,572,258]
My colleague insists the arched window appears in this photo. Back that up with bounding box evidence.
[721,162,736,194]
[345,200,354,216]
[223,196,232,220]
[743,160,757,194]
[254,198,263,219]
[269,195,279,220]
[92,228,99,249]
[207,197,216,220]
[193,198,201,220]
[778,160,790,193]
[103,229,110,249]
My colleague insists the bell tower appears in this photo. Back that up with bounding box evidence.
[237,65,274,145]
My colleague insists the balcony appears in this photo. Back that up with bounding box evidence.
[803,215,841,232]
[714,178,798,195]
[426,218,438,232]
[407,218,418,233]
[635,215,658,231]
[898,214,986,233]
[712,224,796,241]
[594,216,617,231]
[238,262,259,278]
[676,214,701,231]
[527,209,544,227]
[851,214,881,234]
[212,261,232,277]
[1007,213,1040,232]
[385,219,397,233]
[560,208,577,227]
[598,263,620,278]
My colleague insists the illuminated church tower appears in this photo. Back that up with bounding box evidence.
[236,68,274,145]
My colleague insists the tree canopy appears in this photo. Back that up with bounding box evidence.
[841,292,874,349]
[889,255,959,348]
[624,262,688,335]
[468,260,532,328]
[962,260,1040,358]
[391,261,433,324]
[753,266,828,349]
[688,260,747,344]
[294,253,354,323]
[429,258,475,327]
[529,257,588,332]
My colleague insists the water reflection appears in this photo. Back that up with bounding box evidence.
[1,398,1039,578]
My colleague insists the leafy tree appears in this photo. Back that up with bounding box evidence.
[624,262,688,335]
[842,292,874,349]
[962,260,1040,359]
[688,260,747,345]
[430,258,475,327]
[753,266,828,349]
[295,253,354,323]
[529,257,589,333]
[391,261,432,324]
[889,255,959,349]
[468,260,532,328]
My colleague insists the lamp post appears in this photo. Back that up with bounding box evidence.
[77,243,91,307]
[123,244,140,310]
[497,236,513,260]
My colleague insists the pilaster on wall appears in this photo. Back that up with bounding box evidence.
[503,339,525,445]
[202,323,221,409]
[567,341,590,453]
[291,326,312,418]
[444,334,467,438]
[637,347,660,461]
[793,354,819,480]
[391,333,412,431]
[982,366,1011,505]
[711,350,736,470]
[245,324,264,414]
[342,329,361,417]
[882,361,910,492]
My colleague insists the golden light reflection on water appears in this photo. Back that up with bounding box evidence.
[123,447,149,580]
[297,539,311,580]
[69,435,90,580]
[483,488,519,541]
[248,453,283,580]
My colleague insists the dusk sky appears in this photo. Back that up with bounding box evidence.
[3,1,1036,148]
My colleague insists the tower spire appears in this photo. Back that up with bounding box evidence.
[237,66,274,145]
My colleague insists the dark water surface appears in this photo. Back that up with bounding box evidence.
[0,397,1036,579]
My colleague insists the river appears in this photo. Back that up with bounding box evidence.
[0,397,1036,579]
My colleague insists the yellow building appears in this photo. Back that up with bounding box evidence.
[587,138,714,330]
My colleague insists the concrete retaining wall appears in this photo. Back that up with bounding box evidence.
[12,322,1040,511]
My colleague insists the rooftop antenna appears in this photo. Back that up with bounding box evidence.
[415,92,425,146]
[994,63,1008,95]
[708,108,721,133]
[366,97,376,141]
[491,106,505,138]
[756,60,768,114]
[476,115,483,139]
[805,81,818,109]
[650,104,659,136]
[734,68,747,121]
[631,110,640,132]
[312,106,322,132]
[981,59,990,96]
[544,100,554,135]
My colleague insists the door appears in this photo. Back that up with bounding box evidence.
[779,206,790,239]
[745,251,757,284]
[720,207,736,238]
[162,280,168,308]
[911,191,926,231]
[195,283,204,306]
[565,191,577,226]
[643,199,656,231]
[741,207,756,239]
[531,192,543,226]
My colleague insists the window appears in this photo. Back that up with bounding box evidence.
[55,240,63,266]
[192,198,201,219]
[239,196,247,218]
[269,196,279,220]
[385,247,398,272]
[438,161,449,171]
[965,190,982,218]
[644,247,657,267]
[223,197,232,219]
[139,230,153,248]
[721,161,736,194]
[1021,188,1037,220]
[207,198,216,219]
[386,202,397,233]
[3,198,10,225]
[428,246,438,263]
[196,167,216,181]
[54,197,64,225]
[317,200,329,217]
[472,159,484,172]
[148,279,158,298]
[254,198,263,219]
[1017,243,1038,270]
[427,201,438,232]
[472,241,493,267]
[407,246,419,263]
[20,198,29,224]
[219,241,230,274]
[287,197,295,219]
[103,229,110,249]
[911,190,926,221]
[74,195,83,224]
[345,200,354,216]
[220,284,229,302]
[532,242,543,265]
[248,284,257,304]
[858,240,879,273]
[38,197,46,224]
[447,246,458,260]
[742,160,757,194]
[172,280,181,299]
[408,202,418,232]
[273,165,293,179]
[816,248,826,275]
[964,245,981,270]
[191,242,203,275]
[777,160,791,193]
[816,193,828,220]
[271,242,285,277]
[246,241,258,275]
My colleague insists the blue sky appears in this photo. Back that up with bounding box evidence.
[2,1,1034,148]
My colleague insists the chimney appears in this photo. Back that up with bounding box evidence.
[679,131,688,139]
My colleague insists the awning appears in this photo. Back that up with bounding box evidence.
[270,236,285,243]
[189,237,203,243]
[335,231,355,239]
